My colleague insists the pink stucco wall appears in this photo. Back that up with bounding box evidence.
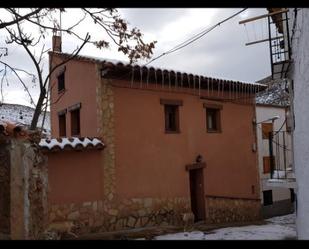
[47,150,103,205]
[113,84,260,200]
[49,55,99,138]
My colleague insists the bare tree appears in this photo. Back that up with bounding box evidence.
[0,8,156,130]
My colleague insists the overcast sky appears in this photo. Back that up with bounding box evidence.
[0,8,271,107]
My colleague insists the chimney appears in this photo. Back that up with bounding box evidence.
[52,35,62,52]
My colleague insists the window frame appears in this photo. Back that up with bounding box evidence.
[58,109,67,137]
[160,99,182,134]
[69,103,81,137]
[203,103,222,133]
[261,122,273,140]
[57,67,66,93]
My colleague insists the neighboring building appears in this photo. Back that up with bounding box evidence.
[242,7,308,239]
[40,36,267,234]
[266,7,309,239]
[255,78,294,217]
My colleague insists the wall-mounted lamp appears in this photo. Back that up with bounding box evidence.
[254,115,280,125]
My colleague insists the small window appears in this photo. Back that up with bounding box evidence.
[290,188,295,203]
[263,190,273,206]
[58,113,66,137]
[58,72,65,92]
[164,105,179,133]
[71,109,80,136]
[262,123,273,139]
[263,156,271,174]
[206,108,221,132]
[263,156,276,174]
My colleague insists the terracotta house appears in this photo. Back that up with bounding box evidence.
[41,36,267,233]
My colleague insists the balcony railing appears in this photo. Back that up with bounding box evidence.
[267,10,291,80]
[268,130,293,179]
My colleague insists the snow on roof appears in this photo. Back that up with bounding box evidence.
[255,77,290,106]
[39,137,105,152]
[50,51,267,89]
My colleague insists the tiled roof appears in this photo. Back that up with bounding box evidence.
[0,120,29,139]
[39,137,105,152]
[50,51,267,92]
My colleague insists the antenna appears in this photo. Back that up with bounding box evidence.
[59,9,62,38]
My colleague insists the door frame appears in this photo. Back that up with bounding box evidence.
[186,162,206,222]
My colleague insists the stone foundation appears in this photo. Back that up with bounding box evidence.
[206,196,262,224]
[48,197,191,234]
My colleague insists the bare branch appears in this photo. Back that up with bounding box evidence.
[15,17,44,89]
[0,61,36,106]
[0,8,43,29]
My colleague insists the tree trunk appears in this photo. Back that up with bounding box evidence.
[30,89,46,131]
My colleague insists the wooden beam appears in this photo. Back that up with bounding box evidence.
[160,99,183,106]
[239,9,288,25]
[245,36,284,46]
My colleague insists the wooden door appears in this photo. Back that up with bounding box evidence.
[189,168,206,222]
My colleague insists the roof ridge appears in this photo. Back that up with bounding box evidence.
[49,51,267,87]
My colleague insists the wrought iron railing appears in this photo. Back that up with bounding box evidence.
[267,10,291,79]
[268,130,293,180]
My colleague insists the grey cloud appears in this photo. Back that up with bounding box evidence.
[0,8,271,107]
[119,8,190,33]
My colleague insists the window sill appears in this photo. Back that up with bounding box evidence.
[207,130,222,133]
[165,130,180,134]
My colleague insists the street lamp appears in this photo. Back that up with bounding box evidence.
[255,115,280,125]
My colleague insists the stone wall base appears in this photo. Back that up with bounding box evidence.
[206,196,262,224]
[48,197,191,235]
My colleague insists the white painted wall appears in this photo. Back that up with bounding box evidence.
[287,8,309,239]
[256,105,292,203]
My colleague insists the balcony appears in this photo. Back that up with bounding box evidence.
[266,130,296,189]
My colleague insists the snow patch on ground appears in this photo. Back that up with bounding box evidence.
[153,213,296,240]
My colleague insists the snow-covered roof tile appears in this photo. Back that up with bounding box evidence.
[50,51,267,90]
[39,137,105,152]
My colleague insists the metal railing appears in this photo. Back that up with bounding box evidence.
[267,11,291,79]
[268,130,293,179]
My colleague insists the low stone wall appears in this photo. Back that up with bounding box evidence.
[206,196,262,224]
[0,137,48,240]
[48,197,191,234]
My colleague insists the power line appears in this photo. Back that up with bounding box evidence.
[144,8,248,66]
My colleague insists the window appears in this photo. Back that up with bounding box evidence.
[206,108,221,132]
[164,105,179,133]
[71,109,80,136]
[160,99,182,133]
[290,188,295,203]
[58,113,66,137]
[263,190,273,206]
[57,71,65,92]
[263,156,276,174]
[262,123,273,139]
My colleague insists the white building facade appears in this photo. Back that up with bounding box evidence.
[286,8,309,239]
[256,104,294,218]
